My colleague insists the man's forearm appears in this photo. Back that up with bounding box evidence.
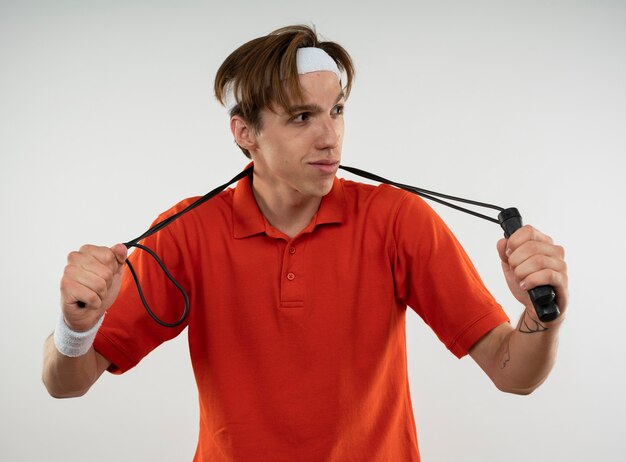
[492,311,563,394]
[42,334,106,398]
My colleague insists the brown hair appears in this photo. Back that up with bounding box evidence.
[214,25,355,158]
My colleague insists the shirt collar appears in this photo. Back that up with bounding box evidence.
[233,166,346,239]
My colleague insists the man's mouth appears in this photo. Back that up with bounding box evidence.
[308,160,340,174]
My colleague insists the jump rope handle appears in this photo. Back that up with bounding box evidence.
[497,208,560,323]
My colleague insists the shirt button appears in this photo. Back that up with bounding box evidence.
[286,272,295,281]
[289,247,296,255]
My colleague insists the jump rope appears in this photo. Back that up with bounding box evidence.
[79,165,560,326]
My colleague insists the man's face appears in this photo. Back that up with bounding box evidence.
[250,71,345,200]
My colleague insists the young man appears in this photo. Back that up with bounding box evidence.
[43,25,568,461]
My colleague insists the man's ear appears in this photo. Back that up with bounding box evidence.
[230,116,257,152]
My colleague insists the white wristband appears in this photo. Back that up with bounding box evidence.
[53,313,104,357]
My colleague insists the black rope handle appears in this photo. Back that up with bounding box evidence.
[497,208,560,322]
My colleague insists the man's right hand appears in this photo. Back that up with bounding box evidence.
[60,243,128,332]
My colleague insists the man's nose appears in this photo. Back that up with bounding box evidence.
[316,116,341,150]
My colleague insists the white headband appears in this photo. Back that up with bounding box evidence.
[224,47,341,113]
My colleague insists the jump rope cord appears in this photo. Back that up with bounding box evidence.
[121,165,504,327]
[338,165,504,222]
[120,167,252,327]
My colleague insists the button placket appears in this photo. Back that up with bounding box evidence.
[280,239,305,307]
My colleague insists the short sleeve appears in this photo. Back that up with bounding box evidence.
[93,217,190,374]
[392,193,509,358]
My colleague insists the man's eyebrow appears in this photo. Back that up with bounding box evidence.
[286,90,345,113]
[334,90,346,104]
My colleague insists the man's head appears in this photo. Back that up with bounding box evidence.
[214,25,354,158]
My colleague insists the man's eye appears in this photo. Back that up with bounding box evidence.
[292,113,310,123]
[332,105,344,116]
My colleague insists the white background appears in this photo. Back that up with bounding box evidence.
[1,1,625,460]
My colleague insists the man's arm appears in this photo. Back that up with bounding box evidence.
[469,225,568,394]
[42,244,126,398]
[42,340,111,398]
[469,315,563,394]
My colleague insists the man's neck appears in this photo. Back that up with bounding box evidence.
[251,175,322,239]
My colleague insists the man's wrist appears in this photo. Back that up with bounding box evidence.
[519,305,565,333]
[53,313,104,357]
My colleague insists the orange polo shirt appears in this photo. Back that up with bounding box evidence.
[94,171,508,461]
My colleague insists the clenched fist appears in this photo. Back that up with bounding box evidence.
[60,243,128,332]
